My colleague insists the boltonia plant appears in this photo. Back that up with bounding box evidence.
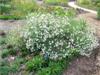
[22,13,98,60]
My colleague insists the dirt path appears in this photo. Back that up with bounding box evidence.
[35,0,43,5]
[0,20,26,31]
[63,56,98,75]
[68,1,97,14]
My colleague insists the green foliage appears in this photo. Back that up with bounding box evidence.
[51,6,76,17]
[25,55,67,75]
[92,0,100,6]
[0,4,11,14]
[26,56,43,71]
[50,6,67,16]
[38,56,68,75]
[0,37,6,45]
[36,60,66,75]
[6,30,29,57]
[1,49,17,58]
[0,0,11,3]
[37,6,76,17]
[0,60,10,75]
[77,0,91,5]
[1,49,9,58]
[7,30,22,47]
[0,0,39,19]
[77,0,100,10]
[36,66,62,75]
[0,56,26,74]
[0,0,11,15]
[0,66,10,75]
[10,57,25,72]
[10,0,39,17]
[10,64,19,73]
[0,15,23,20]
[44,0,68,6]
[97,8,100,20]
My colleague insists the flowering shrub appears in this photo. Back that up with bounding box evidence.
[22,13,98,60]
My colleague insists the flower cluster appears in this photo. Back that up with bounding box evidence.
[22,13,98,60]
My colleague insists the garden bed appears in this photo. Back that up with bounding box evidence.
[0,13,98,75]
[0,0,100,75]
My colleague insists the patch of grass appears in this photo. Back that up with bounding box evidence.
[44,0,68,6]
[1,49,9,58]
[0,4,11,15]
[76,0,99,10]
[0,66,10,75]
[0,15,24,20]
[0,37,6,45]
[26,55,44,71]
[77,2,97,10]
[0,0,39,20]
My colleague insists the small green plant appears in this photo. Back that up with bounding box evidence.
[10,0,39,17]
[1,49,9,58]
[51,6,76,17]
[25,54,67,75]
[5,30,29,57]
[7,30,23,47]
[1,48,17,58]
[9,49,17,56]
[0,60,10,75]
[0,0,11,15]
[97,8,100,20]
[6,30,25,50]
[0,37,6,45]
[0,15,23,20]
[0,66,10,75]
[9,57,25,73]
[0,4,11,15]
[36,59,66,75]
[26,56,43,71]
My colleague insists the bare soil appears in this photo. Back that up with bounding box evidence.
[0,20,25,31]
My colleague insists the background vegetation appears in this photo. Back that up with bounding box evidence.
[0,0,39,19]
[44,0,68,6]
[77,0,100,19]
